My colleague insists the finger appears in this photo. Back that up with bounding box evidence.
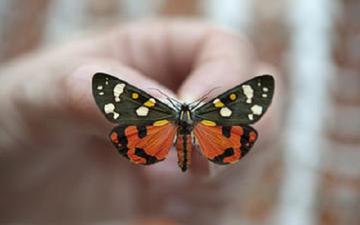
[177,29,256,101]
[102,20,214,91]
[0,56,176,150]
[252,63,284,142]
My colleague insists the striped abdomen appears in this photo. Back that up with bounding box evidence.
[176,134,193,172]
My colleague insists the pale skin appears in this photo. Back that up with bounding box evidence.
[0,21,283,224]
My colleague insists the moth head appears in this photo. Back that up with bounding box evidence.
[180,104,190,111]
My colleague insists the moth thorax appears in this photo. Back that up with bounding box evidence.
[180,108,193,125]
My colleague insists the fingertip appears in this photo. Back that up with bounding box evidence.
[64,62,113,133]
[252,63,285,145]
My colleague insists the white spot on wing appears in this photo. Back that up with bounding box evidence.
[136,106,149,116]
[262,93,267,98]
[104,103,119,119]
[113,112,119,119]
[220,107,232,117]
[97,85,103,90]
[99,92,104,95]
[248,114,254,120]
[263,87,269,92]
[251,104,263,115]
[257,82,261,86]
[104,103,115,114]
[113,83,126,102]
[242,84,254,103]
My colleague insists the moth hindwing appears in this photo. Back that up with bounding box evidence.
[92,72,177,125]
[193,124,258,165]
[193,75,274,126]
[109,123,177,165]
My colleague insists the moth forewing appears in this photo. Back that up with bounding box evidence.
[193,75,274,126]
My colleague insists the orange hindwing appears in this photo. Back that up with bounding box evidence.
[110,123,177,165]
[193,123,257,164]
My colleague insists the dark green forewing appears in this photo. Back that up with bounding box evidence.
[92,73,177,125]
[193,75,274,126]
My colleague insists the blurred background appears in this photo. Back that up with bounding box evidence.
[0,0,359,225]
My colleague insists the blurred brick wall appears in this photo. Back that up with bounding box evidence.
[318,0,360,225]
[161,0,200,16]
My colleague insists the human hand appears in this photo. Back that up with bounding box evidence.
[0,21,283,225]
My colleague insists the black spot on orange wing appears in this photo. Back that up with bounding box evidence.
[239,129,258,157]
[136,125,147,139]
[222,126,232,138]
[212,147,234,164]
[134,148,158,164]
[110,126,129,157]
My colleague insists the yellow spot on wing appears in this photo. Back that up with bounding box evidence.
[144,98,156,107]
[153,120,169,126]
[229,93,237,101]
[132,92,139,99]
[201,120,216,126]
[213,99,224,108]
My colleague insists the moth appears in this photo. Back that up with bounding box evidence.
[92,73,274,172]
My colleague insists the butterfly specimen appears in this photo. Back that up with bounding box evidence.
[92,73,274,172]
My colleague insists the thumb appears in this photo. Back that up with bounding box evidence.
[0,56,176,149]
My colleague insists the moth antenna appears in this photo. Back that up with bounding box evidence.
[148,88,181,110]
[168,98,182,111]
[189,87,219,110]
